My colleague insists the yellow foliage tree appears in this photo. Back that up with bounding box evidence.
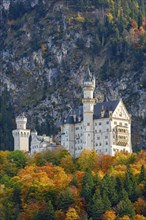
[60,155,75,173]
[77,150,97,170]
[135,214,146,220]
[65,208,79,220]
[106,12,114,23]
[119,216,130,220]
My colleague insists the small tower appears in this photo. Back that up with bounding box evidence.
[12,114,30,151]
[82,65,95,150]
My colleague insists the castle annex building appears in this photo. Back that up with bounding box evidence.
[61,68,132,157]
[12,115,56,153]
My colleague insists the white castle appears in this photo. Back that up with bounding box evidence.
[61,67,132,157]
[12,115,56,153]
[30,130,56,154]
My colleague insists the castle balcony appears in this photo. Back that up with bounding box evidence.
[115,126,129,146]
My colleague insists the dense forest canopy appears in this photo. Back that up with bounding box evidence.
[0,149,146,219]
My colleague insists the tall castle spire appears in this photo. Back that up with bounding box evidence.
[82,65,95,150]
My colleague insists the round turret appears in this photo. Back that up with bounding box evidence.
[31,130,38,137]
[16,115,27,130]
[12,114,30,151]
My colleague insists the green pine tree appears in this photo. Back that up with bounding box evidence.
[118,195,135,218]
[58,188,74,211]
[47,201,55,220]
[88,190,105,220]
[102,192,111,212]
[82,169,95,203]
[139,165,146,183]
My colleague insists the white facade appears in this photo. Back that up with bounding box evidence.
[61,70,132,157]
[30,131,56,154]
[12,115,30,152]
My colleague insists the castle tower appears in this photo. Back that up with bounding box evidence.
[82,66,95,150]
[12,115,30,151]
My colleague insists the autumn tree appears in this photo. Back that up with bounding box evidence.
[102,210,116,220]
[134,198,146,216]
[65,208,79,220]
[60,155,75,173]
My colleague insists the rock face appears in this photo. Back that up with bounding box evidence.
[1,0,146,150]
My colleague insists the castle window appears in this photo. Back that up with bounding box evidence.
[88,134,90,136]
[99,143,101,146]
[106,142,108,145]
[95,123,97,126]
[96,143,98,146]
[105,136,108,139]
[99,130,101,132]
[106,149,108,152]
[114,122,117,125]
[107,129,109,132]
[125,123,128,127]
[99,122,102,125]
[106,121,109,124]
[87,123,90,126]
[97,137,100,140]
[119,122,122,125]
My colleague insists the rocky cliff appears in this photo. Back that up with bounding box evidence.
[1,0,146,150]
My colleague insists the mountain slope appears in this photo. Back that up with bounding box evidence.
[1,0,146,150]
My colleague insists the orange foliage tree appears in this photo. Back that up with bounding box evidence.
[102,210,116,220]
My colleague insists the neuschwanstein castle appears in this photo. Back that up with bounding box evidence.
[12,67,132,157]
[61,67,132,157]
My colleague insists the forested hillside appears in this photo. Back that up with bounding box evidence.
[0,149,146,219]
[1,0,146,150]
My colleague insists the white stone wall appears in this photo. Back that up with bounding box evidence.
[30,133,56,154]
[61,124,75,156]
[12,130,30,151]
[93,118,110,155]
[74,122,83,157]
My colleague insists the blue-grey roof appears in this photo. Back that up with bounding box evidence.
[63,100,119,124]
[94,100,119,119]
